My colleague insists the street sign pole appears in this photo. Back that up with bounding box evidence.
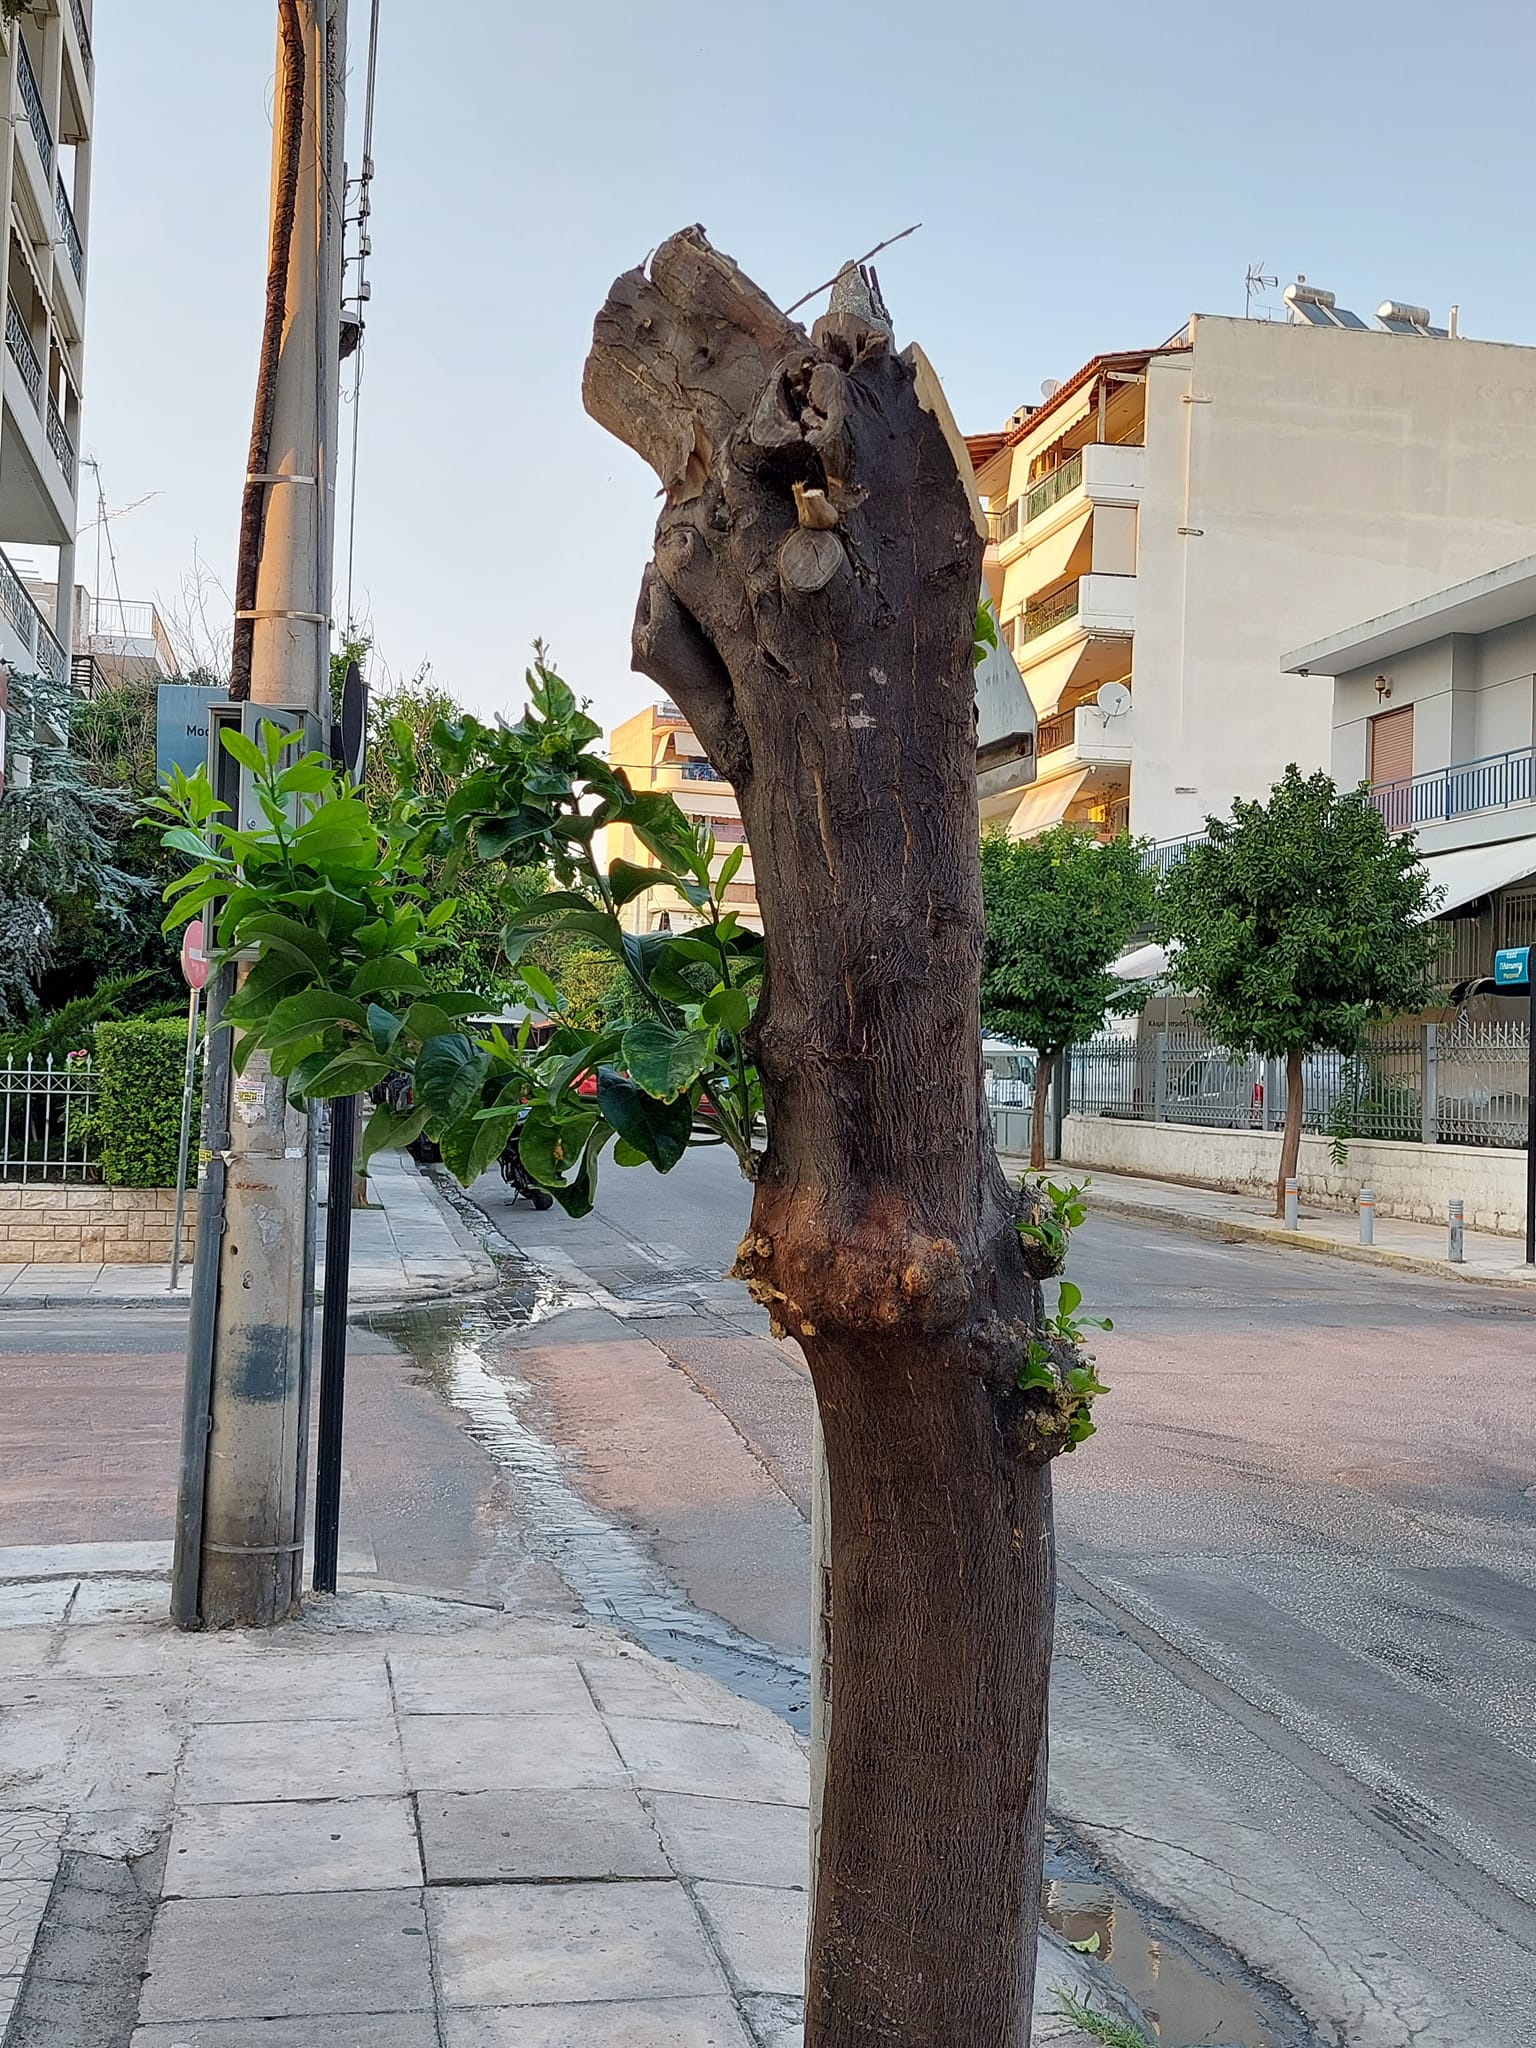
[1491,948,1535,1264]
[168,919,209,1294]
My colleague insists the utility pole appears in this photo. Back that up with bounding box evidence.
[172,0,348,1630]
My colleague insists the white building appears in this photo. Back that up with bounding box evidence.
[970,292,1536,851]
[0,3,92,692]
[1286,555,1536,986]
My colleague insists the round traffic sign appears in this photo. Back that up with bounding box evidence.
[180,918,209,991]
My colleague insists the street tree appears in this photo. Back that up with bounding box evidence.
[980,824,1153,1168]
[157,233,1109,2046]
[1156,764,1443,1213]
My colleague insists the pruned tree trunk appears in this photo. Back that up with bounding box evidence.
[585,229,1069,2046]
[1275,1045,1305,1215]
[1030,1048,1056,1172]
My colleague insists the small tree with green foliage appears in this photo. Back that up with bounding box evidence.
[1156,766,1443,1214]
[981,824,1154,1169]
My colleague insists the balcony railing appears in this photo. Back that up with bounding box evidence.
[1143,832,1206,874]
[5,297,41,410]
[985,500,1019,548]
[1017,581,1081,645]
[16,38,51,169]
[1024,450,1083,527]
[1036,710,1075,756]
[1371,745,1536,832]
[68,0,92,76]
[55,177,82,282]
[0,540,68,679]
[47,395,75,487]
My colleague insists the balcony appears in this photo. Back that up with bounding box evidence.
[1371,746,1536,833]
[55,178,82,283]
[1016,574,1137,653]
[5,297,41,412]
[16,38,51,172]
[0,543,67,682]
[1081,440,1145,505]
[1035,700,1134,774]
[46,396,74,488]
[68,0,92,79]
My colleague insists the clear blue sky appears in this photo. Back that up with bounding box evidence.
[82,0,1536,732]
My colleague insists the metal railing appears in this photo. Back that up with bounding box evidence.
[55,176,82,281]
[16,37,51,168]
[70,651,104,697]
[986,500,1019,548]
[1036,709,1075,756]
[1024,449,1083,526]
[34,616,66,684]
[1,1055,96,1181]
[0,538,67,676]
[5,296,41,410]
[1142,831,1206,873]
[1072,1017,1530,1150]
[679,758,725,782]
[1018,581,1081,645]
[68,0,92,74]
[46,395,74,487]
[1371,745,1536,832]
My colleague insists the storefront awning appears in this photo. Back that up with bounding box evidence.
[1418,840,1536,918]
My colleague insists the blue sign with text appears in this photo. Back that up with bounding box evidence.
[1494,946,1531,989]
[156,684,229,784]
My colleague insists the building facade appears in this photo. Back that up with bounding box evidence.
[0,3,91,692]
[1287,556,1536,987]
[971,299,1536,849]
[605,699,760,935]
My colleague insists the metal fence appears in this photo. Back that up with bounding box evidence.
[0,1055,97,1180]
[1070,1018,1529,1150]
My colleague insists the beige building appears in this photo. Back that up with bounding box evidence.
[605,698,760,935]
[971,294,1536,851]
[0,3,91,691]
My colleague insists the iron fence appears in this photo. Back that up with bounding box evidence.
[1,1055,96,1180]
[1070,1018,1529,1150]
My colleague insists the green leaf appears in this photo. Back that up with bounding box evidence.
[613,1137,649,1167]
[596,1069,694,1171]
[620,1022,710,1102]
[606,858,664,907]
[702,985,751,1036]
[368,1004,404,1054]
[439,1104,520,1184]
[518,1103,599,1185]
[549,1120,613,1218]
[264,990,370,1044]
[350,955,432,1000]
[716,842,745,889]
[405,997,486,1042]
[291,1050,392,1103]
[357,1098,430,1169]
[518,962,563,1013]
[415,1033,491,1122]
[219,727,266,774]
[1057,1280,1083,1319]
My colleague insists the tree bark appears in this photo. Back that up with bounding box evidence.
[585,229,1068,2045]
[1276,1045,1304,1215]
[1029,1048,1056,1172]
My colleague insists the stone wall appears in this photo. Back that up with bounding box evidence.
[0,1184,196,1264]
[1059,1116,1527,1237]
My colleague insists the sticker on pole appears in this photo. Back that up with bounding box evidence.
[180,918,209,991]
[1494,946,1531,989]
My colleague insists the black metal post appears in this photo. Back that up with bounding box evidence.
[1527,984,1535,1267]
[311,1093,356,1592]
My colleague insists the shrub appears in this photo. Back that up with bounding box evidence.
[93,1018,188,1187]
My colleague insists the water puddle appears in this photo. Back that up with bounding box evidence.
[1043,1827,1304,2045]
[367,1291,811,1731]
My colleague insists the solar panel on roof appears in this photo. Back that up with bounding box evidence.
[1331,307,1370,329]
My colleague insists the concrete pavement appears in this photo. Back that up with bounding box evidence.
[0,1149,495,1310]
[0,1578,1121,2047]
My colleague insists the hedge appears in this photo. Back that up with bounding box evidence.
[93,1018,187,1187]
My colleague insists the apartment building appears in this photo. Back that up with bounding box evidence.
[970,294,1536,849]
[1286,555,1536,986]
[0,3,91,693]
[605,698,760,935]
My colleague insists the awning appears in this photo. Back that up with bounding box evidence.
[1418,840,1536,918]
[1002,768,1090,837]
[1015,633,1129,714]
[1111,941,1169,983]
[1005,507,1092,611]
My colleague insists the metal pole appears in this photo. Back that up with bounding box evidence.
[189,0,349,1629]
[1358,1186,1374,1246]
[1527,984,1535,1266]
[1448,1197,1465,1264]
[1283,1176,1298,1229]
[168,984,201,1291]
[311,1093,356,1593]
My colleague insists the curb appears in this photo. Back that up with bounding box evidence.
[0,1271,501,1314]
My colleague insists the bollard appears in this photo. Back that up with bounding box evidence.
[1358,1186,1375,1245]
[1283,1176,1298,1229]
[1448,1197,1465,1264]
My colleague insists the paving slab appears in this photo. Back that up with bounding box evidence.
[398,1711,624,1794]
[132,2014,441,2047]
[741,1996,803,2048]
[0,1877,53,1973]
[443,1999,754,2047]
[139,1889,434,2023]
[648,1792,808,1890]
[0,1806,65,1880]
[694,1882,807,1997]
[605,1717,807,1805]
[388,1650,594,1718]
[428,1880,726,2007]
[579,1653,740,1726]
[176,1716,406,1805]
[417,1787,668,1883]
[190,1661,393,1725]
[166,1796,422,1897]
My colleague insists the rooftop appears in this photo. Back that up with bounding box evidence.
[1283,557,1536,677]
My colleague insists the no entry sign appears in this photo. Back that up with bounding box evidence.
[180,919,209,991]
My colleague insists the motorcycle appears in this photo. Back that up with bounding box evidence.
[498,1109,555,1210]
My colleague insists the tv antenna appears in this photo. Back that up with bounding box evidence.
[1244,262,1278,319]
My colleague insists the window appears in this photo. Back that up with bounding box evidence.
[1368,705,1414,829]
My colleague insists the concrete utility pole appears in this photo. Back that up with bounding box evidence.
[173,0,348,1630]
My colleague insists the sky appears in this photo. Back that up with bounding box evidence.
[77,0,1536,737]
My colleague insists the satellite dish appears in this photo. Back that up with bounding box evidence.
[1040,378,1060,400]
[1096,681,1132,719]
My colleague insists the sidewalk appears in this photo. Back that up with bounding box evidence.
[1002,1154,1536,1287]
[0,1150,496,1312]
[0,1575,1121,2046]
